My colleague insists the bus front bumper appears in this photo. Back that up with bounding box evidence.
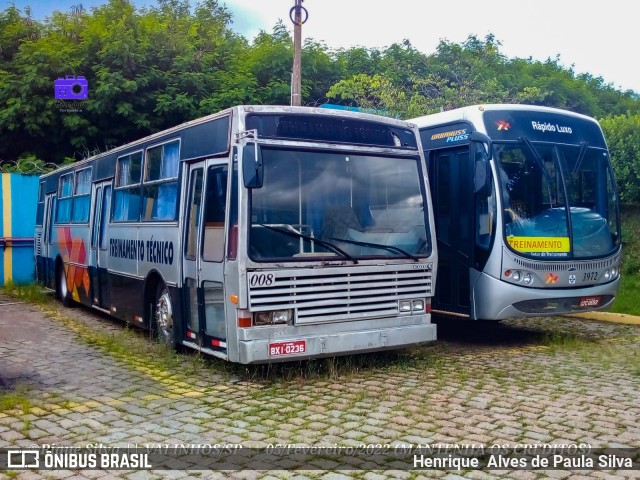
[473,272,621,320]
[236,320,436,364]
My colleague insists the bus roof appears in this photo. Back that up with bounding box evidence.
[409,104,599,128]
[41,105,418,180]
[411,104,606,149]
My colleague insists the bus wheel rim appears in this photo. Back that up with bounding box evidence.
[156,289,174,343]
[59,266,68,299]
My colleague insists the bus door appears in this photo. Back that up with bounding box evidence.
[90,181,112,309]
[183,160,228,350]
[431,146,474,317]
[40,193,55,287]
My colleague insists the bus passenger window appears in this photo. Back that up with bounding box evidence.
[142,141,179,221]
[114,152,143,222]
[56,173,74,223]
[71,168,92,223]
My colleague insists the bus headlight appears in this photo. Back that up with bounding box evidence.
[399,300,412,312]
[504,269,535,284]
[254,310,293,326]
[604,270,611,281]
[272,310,292,324]
[611,267,618,277]
[399,299,426,313]
[412,299,425,312]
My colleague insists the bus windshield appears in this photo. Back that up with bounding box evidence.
[497,141,619,259]
[248,148,430,261]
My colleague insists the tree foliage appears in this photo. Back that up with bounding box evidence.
[600,113,640,203]
[1,4,639,200]
[326,35,640,119]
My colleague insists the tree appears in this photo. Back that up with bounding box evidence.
[300,39,343,106]
[238,22,293,105]
[327,73,404,116]
[600,113,640,203]
[0,0,243,163]
[2,3,640,166]
[326,36,547,119]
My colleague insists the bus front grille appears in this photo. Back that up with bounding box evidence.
[248,265,433,325]
[509,251,621,272]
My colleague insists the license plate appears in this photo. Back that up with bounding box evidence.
[268,340,307,357]
[579,296,601,308]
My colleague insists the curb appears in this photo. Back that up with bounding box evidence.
[564,311,640,326]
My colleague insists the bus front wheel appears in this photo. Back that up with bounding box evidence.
[153,284,177,349]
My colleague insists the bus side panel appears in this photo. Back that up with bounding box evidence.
[43,257,55,290]
[137,226,180,288]
[51,225,93,307]
[96,265,111,307]
[222,260,240,363]
[104,218,181,328]
[34,252,55,290]
[107,271,144,322]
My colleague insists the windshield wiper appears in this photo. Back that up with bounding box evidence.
[330,237,419,262]
[258,224,358,264]
[520,136,553,184]
[572,141,588,174]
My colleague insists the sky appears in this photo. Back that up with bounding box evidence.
[8,0,639,94]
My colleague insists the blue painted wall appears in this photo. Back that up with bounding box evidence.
[0,173,39,285]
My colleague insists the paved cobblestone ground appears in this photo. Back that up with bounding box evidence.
[1,293,639,479]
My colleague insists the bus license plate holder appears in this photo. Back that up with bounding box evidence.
[268,340,307,357]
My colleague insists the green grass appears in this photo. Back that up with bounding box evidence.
[611,274,640,315]
[0,280,50,304]
[541,330,595,350]
[611,204,640,316]
[0,385,31,414]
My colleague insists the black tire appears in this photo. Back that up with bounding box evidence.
[153,284,177,349]
[56,263,73,307]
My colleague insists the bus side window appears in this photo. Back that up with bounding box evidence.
[185,169,203,259]
[100,186,111,250]
[202,165,228,262]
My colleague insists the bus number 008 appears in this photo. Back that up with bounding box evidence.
[249,273,275,287]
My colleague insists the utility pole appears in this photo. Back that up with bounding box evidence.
[290,0,307,106]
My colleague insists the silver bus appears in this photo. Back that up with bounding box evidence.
[35,105,438,363]
[410,104,621,320]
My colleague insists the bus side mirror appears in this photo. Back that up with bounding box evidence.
[474,157,489,193]
[242,143,263,189]
[470,132,492,193]
[470,131,492,152]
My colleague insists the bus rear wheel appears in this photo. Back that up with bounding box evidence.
[56,263,73,307]
[153,284,177,349]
